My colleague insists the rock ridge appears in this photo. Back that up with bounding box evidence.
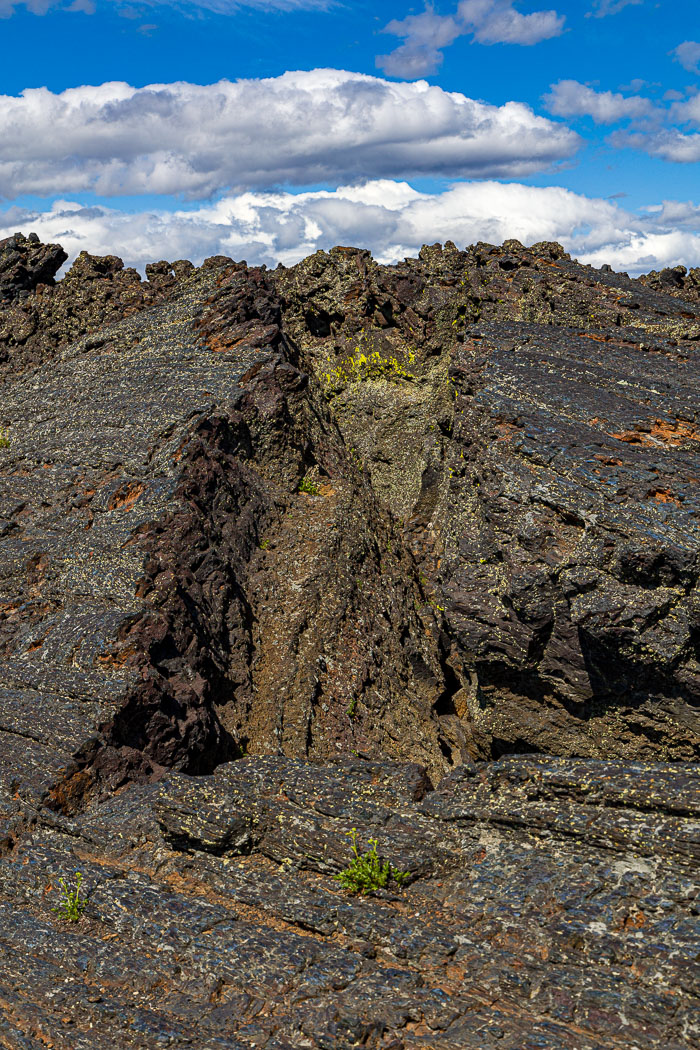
[0,233,698,1048]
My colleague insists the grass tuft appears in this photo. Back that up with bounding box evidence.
[52,871,86,923]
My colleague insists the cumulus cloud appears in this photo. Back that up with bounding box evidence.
[3,180,699,277]
[0,0,327,15]
[0,71,579,200]
[610,127,700,163]
[672,41,700,74]
[672,92,700,127]
[377,9,462,78]
[544,80,657,124]
[457,0,564,45]
[587,0,642,16]
[544,78,700,163]
[377,1,565,78]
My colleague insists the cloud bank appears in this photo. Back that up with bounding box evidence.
[4,180,699,277]
[378,1,565,78]
[0,71,579,199]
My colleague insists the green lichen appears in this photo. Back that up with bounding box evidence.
[298,475,320,496]
[322,348,415,393]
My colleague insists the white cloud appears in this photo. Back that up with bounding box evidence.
[0,0,328,15]
[587,0,642,17]
[672,41,700,75]
[457,0,564,45]
[377,1,565,79]
[0,71,579,200]
[672,91,700,127]
[544,79,700,162]
[378,9,462,78]
[544,80,657,124]
[610,127,700,163]
[4,180,699,278]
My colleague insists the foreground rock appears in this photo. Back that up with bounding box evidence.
[0,756,698,1048]
[0,236,698,1047]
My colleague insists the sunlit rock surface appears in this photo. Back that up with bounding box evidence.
[0,235,698,1048]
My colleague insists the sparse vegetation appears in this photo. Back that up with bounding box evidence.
[0,428,10,449]
[334,828,409,895]
[52,871,86,922]
[298,475,320,495]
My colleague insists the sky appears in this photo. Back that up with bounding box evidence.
[1,0,699,274]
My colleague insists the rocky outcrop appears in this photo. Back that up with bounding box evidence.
[0,231,67,303]
[0,236,698,1048]
[0,240,196,378]
[1,754,698,1049]
[278,240,700,762]
[639,262,700,304]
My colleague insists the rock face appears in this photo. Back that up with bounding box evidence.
[0,232,67,303]
[0,236,698,1048]
[277,240,700,763]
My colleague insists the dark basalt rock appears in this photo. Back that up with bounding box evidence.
[640,263,700,305]
[0,246,191,378]
[0,235,698,1048]
[0,231,67,303]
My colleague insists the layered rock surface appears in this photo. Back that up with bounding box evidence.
[0,234,698,1048]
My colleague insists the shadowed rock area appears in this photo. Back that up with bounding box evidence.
[0,234,698,1048]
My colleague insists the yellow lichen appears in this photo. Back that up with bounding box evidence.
[322,348,415,392]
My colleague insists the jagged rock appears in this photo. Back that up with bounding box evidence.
[0,231,67,303]
[640,263,700,304]
[0,235,699,1048]
[0,755,697,1048]
[0,248,196,377]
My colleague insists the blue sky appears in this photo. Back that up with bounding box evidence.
[1,0,699,273]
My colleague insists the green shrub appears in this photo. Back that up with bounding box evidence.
[334,828,409,895]
[298,475,320,496]
[0,428,9,449]
[52,871,86,922]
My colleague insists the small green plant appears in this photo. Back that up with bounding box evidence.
[52,871,86,922]
[334,828,409,895]
[346,695,358,720]
[298,476,320,496]
[0,428,9,449]
[259,538,270,550]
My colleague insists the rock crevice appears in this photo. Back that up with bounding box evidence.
[0,234,698,1049]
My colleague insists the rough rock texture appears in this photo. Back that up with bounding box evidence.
[0,236,698,1048]
[277,240,700,761]
[0,240,193,378]
[639,263,700,304]
[0,232,67,304]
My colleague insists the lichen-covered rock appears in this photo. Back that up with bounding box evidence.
[0,755,697,1049]
[0,248,192,377]
[0,234,699,1048]
[640,263,700,305]
[278,241,700,762]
